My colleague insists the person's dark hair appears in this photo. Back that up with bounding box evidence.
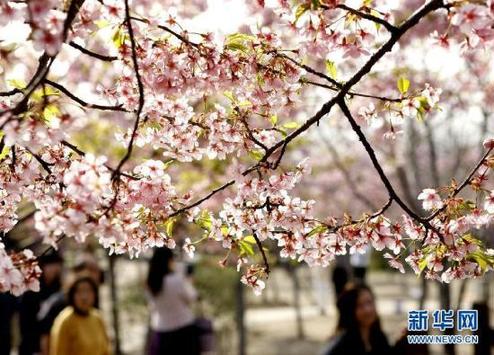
[336,282,379,331]
[38,251,64,266]
[66,276,98,314]
[146,247,174,296]
[325,283,389,354]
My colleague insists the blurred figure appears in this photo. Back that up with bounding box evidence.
[472,302,494,355]
[0,293,16,355]
[50,276,110,355]
[393,329,429,355]
[350,245,371,282]
[146,248,200,355]
[323,283,390,355]
[331,256,349,299]
[39,253,104,355]
[19,251,63,355]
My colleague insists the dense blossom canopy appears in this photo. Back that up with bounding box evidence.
[1,0,494,295]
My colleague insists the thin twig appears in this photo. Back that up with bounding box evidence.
[60,140,139,180]
[253,232,270,275]
[426,147,493,221]
[334,4,399,33]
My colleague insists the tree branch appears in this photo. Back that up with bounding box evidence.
[44,80,128,112]
[302,79,403,102]
[60,140,139,180]
[111,0,146,181]
[337,99,421,218]
[0,89,21,97]
[253,232,270,275]
[334,4,399,33]
[426,147,493,221]
[257,0,446,168]
[69,41,118,62]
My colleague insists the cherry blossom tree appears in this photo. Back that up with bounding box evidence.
[1,0,494,295]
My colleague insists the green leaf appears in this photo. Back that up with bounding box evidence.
[311,0,321,8]
[95,19,110,29]
[397,77,410,94]
[225,33,255,53]
[237,100,252,108]
[196,210,212,231]
[467,251,494,272]
[295,4,310,24]
[239,240,255,256]
[269,115,278,125]
[243,235,257,244]
[325,60,337,79]
[249,150,264,161]
[165,218,175,237]
[223,91,236,103]
[418,257,428,273]
[0,144,9,161]
[32,86,60,102]
[43,104,60,122]
[282,121,299,129]
[306,225,328,238]
[7,79,26,90]
[112,27,126,48]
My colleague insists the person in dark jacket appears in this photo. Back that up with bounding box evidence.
[18,252,63,355]
[323,282,391,355]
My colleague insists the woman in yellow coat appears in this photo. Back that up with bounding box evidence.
[50,276,111,355]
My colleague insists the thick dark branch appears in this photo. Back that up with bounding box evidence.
[147,0,446,223]
[337,99,420,219]
[44,80,128,112]
[69,41,118,62]
[0,89,21,97]
[112,0,146,180]
[335,4,399,33]
[258,0,445,168]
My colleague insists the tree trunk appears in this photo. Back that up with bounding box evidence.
[440,283,455,355]
[290,266,305,339]
[235,279,246,355]
[108,254,122,355]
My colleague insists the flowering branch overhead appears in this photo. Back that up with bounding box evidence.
[1,0,494,294]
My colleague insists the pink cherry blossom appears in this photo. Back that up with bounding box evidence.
[417,188,443,211]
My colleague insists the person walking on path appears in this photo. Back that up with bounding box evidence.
[50,276,110,355]
[146,247,200,355]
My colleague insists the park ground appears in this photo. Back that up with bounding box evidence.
[107,260,494,355]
